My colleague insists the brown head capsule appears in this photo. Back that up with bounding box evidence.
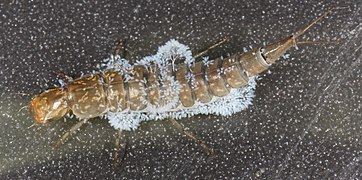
[29,88,69,125]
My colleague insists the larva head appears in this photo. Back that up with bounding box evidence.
[29,88,69,125]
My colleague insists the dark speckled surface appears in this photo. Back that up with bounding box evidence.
[1,0,361,179]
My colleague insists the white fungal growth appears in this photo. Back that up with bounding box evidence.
[103,39,258,130]
[103,55,134,82]
[57,79,66,88]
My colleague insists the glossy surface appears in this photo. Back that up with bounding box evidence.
[206,59,230,97]
[66,74,108,118]
[104,71,127,111]
[128,66,147,110]
[223,54,249,88]
[191,62,212,103]
[29,88,69,124]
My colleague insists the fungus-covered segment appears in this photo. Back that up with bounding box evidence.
[104,39,257,130]
[66,74,108,118]
[176,64,195,107]
[128,66,148,110]
[206,58,229,97]
[158,67,180,108]
[103,71,127,112]
[222,54,249,88]
[190,61,212,103]
[146,67,160,106]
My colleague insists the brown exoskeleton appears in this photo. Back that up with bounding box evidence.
[28,9,337,167]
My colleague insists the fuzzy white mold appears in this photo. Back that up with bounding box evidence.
[102,39,258,130]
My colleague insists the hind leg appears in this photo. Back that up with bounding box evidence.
[169,118,214,156]
[113,39,131,60]
[113,129,125,168]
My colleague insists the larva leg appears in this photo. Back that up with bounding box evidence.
[53,119,88,148]
[169,118,214,156]
[57,72,73,82]
[113,39,129,60]
[193,36,229,59]
[113,129,124,168]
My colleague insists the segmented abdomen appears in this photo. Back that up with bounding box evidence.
[64,46,271,117]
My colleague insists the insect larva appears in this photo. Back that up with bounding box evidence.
[28,9,336,164]
[29,33,295,125]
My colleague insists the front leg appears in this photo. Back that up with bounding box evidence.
[53,119,88,148]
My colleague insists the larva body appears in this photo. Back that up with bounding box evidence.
[29,36,293,128]
[29,9,332,130]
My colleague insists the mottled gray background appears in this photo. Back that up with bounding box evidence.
[1,0,361,179]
